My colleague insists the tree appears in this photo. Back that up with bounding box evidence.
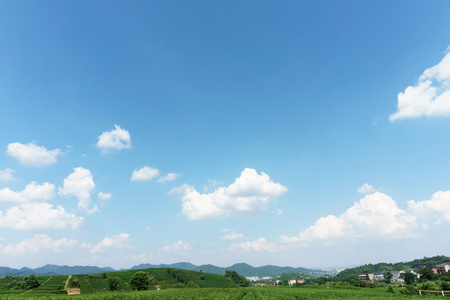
[108,276,121,291]
[225,270,250,287]
[130,271,150,290]
[387,285,395,294]
[418,267,434,281]
[25,274,39,289]
[68,277,80,288]
[401,272,416,285]
[384,272,393,283]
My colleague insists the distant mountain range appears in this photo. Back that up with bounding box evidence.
[0,262,325,278]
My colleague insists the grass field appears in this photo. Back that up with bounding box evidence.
[0,285,440,299]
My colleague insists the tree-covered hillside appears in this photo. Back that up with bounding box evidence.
[337,255,450,278]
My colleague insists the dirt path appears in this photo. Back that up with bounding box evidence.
[64,275,72,290]
[20,276,54,295]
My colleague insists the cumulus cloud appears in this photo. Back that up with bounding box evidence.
[0,182,55,205]
[407,190,450,225]
[90,233,131,254]
[221,228,246,240]
[131,166,160,182]
[96,124,131,153]
[0,169,15,181]
[357,183,382,194]
[0,203,83,230]
[6,142,63,167]
[171,168,287,220]
[58,167,98,214]
[1,234,78,255]
[163,241,191,252]
[390,49,450,121]
[230,237,278,253]
[157,173,181,184]
[281,192,416,245]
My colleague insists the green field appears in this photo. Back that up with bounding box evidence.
[0,285,438,299]
[0,268,239,296]
[0,268,446,299]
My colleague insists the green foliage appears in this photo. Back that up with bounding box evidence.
[130,271,150,290]
[353,281,367,288]
[400,272,416,285]
[441,280,450,290]
[224,270,249,287]
[25,274,40,289]
[418,267,434,281]
[107,276,121,291]
[387,285,395,294]
[419,280,439,291]
[384,272,393,283]
[68,276,80,288]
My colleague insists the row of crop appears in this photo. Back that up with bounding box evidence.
[0,286,426,299]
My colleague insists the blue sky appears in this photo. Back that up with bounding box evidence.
[1,0,450,270]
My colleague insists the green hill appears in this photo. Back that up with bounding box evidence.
[337,255,450,278]
[2,268,238,295]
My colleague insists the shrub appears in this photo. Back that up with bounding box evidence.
[440,280,450,290]
[108,276,121,291]
[387,285,395,294]
[420,281,438,291]
[68,277,80,288]
[130,271,150,290]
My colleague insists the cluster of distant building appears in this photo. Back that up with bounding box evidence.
[359,263,450,283]
[245,277,305,286]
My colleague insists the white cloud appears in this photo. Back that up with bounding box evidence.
[390,49,450,121]
[0,169,15,181]
[157,173,181,184]
[6,142,63,167]
[230,237,278,253]
[1,234,78,255]
[163,240,191,252]
[90,233,131,254]
[357,183,382,194]
[131,166,160,182]
[221,228,246,240]
[0,182,55,205]
[407,190,450,224]
[58,167,98,214]
[98,192,112,201]
[96,124,131,153]
[0,203,83,230]
[172,168,287,220]
[281,192,416,244]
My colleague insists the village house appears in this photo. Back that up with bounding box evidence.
[373,271,386,281]
[359,271,374,281]
[266,280,276,286]
[437,263,450,274]
[425,264,439,274]
[390,271,405,283]
[288,279,297,286]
